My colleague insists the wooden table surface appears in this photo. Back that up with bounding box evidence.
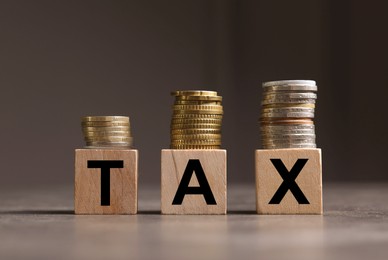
[0,183,387,260]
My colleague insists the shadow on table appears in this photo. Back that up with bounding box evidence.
[0,209,74,215]
[0,209,258,215]
[138,210,161,215]
[0,210,162,215]
[227,210,257,215]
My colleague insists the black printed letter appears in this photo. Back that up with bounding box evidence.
[172,159,216,205]
[269,159,309,204]
[87,160,124,206]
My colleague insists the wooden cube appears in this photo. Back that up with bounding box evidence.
[255,148,322,214]
[161,149,227,214]
[75,149,138,214]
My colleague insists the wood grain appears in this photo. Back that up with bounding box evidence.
[161,149,227,214]
[255,148,322,214]
[75,149,138,214]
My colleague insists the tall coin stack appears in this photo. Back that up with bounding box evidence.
[260,80,317,149]
[170,90,223,149]
[81,116,133,148]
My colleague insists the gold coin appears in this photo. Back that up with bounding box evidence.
[171,118,222,124]
[86,141,133,147]
[171,123,221,129]
[171,139,221,145]
[172,114,223,119]
[171,134,221,140]
[84,131,131,137]
[173,104,223,111]
[85,145,132,149]
[174,100,221,105]
[84,136,133,142]
[170,144,221,149]
[174,95,222,101]
[82,116,129,122]
[173,110,223,115]
[171,90,218,96]
[171,129,221,134]
[82,121,130,127]
[83,126,130,131]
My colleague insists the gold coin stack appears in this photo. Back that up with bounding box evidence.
[81,116,133,148]
[170,90,223,149]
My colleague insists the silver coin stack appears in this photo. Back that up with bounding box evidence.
[260,80,318,149]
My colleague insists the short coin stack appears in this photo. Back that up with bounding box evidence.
[81,116,133,148]
[260,80,317,149]
[170,90,223,149]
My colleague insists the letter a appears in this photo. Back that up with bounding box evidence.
[172,159,217,205]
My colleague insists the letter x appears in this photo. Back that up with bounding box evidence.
[269,159,309,204]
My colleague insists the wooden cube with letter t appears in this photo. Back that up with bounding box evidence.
[75,149,138,214]
[255,148,322,214]
[161,149,227,214]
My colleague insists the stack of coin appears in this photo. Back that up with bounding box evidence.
[81,116,133,148]
[260,80,317,149]
[170,90,223,149]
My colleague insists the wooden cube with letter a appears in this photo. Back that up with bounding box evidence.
[255,148,322,214]
[75,149,138,214]
[161,149,227,214]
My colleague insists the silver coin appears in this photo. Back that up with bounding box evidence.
[263,135,316,140]
[263,85,318,92]
[262,142,316,146]
[263,136,316,142]
[263,142,316,147]
[261,112,315,118]
[262,98,316,105]
[260,124,315,130]
[263,141,316,146]
[263,80,316,87]
[263,92,317,99]
[263,133,315,138]
[262,143,317,148]
[268,141,316,144]
[261,124,315,129]
[261,107,315,113]
[260,127,315,132]
[262,133,316,138]
[262,144,317,149]
[261,130,315,136]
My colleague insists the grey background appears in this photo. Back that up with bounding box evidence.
[0,0,387,189]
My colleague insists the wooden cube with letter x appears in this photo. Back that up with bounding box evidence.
[255,148,322,214]
[161,149,227,214]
